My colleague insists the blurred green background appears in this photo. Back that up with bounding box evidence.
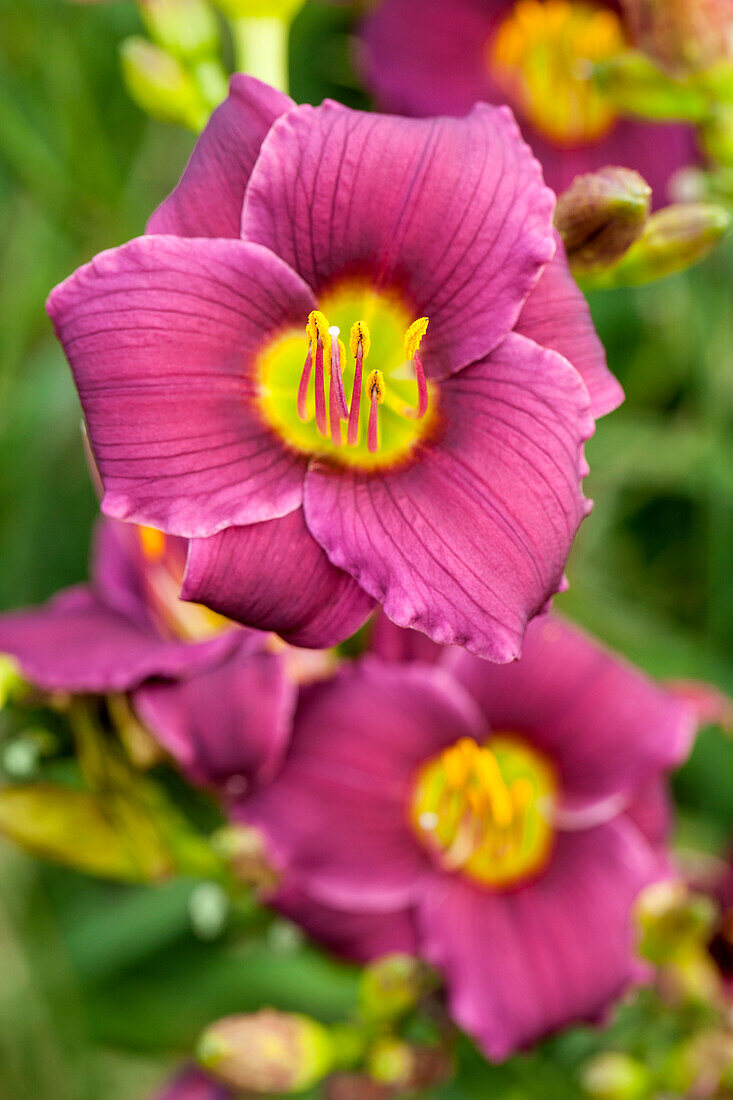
[0,1,731,1097]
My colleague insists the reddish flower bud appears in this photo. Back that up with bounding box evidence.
[555,167,652,273]
[197,1010,335,1094]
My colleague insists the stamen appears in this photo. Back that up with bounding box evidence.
[366,369,385,454]
[347,321,370,447]
[314,334,328,437]
[403,317,429,420]
[297,338,312,422]
[328,326,349,420]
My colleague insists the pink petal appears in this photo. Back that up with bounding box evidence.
[273,882,418,963]
[625,779,673,855]
[241,658,484,911]
[134,645,295,789]
[368,609,443,665]
[516,232,624,419]
[417,819,660,1060]
[147,75,294,239]
[0,587,235,694]
[47,236,315,537]
[242,101,555,377]
[305,334,594,662]
[448,615,697,805]
[182,509,376,649]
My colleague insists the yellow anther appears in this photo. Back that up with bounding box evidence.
[307,310,330,341]
[366,369,386,405]
[138,525,166,561]
[307,310,332,366]
[338,338,347,366]
[404,316,429,361]
[475,749,514,828]
[349,320,371,359]
[466,784,489,819]
[510,777,534,815]
[443,742,471,789]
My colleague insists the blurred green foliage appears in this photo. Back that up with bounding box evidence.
[0,1,731,1098]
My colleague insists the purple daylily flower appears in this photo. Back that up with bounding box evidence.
[0,518,296,789]
[359,0,697,200]
[236,615,697,1059]
[47,75,622,662]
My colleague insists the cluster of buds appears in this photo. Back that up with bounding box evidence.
[120,0,228,130]
[555,167,730,285]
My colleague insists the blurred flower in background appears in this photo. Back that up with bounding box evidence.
[357,0,700,196]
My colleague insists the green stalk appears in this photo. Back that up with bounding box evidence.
[230,15,289,92]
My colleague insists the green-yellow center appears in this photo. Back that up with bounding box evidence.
[257,281,439,471]
[489,0,625,148]
[409,734,557,889]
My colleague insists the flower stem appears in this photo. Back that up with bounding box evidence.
[230,16,289,93]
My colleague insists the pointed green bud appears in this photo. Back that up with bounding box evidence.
[119,38,209,131]
[593,50,710,120]
[358,953,430,1024]
[581,1052,652,1100]
[582,202,730,286]
[139,0,220,61]
[555,168,651,274]
[0,785,173,881]
[197,1010,336,1093]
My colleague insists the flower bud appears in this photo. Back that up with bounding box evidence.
[636,880,718,964]
[0,655,25,709]
[581,1052,652,1100]
[555,168,651,274]
[139,0,220,61]
[358,953,430,1023]
[620,0,733,75]
[119,38,209,131]
[367,1038,453,1091]
[210,824,280,892]
[582,202,730,286]
[197,1010,335,1093]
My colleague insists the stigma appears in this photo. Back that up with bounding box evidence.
[297,309,429,454]
[409,734,557,890]
[489,0,625,147]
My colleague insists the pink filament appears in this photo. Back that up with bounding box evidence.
[314,338,327,436]
[329,369,343,446]
[347,344,363,446]
[297,342,313,422]
[404,351,428,419]
[367,387,380,454]
[330,338,349,420]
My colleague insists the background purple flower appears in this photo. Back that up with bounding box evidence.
[359,0,697,199]
[0,517,296,789]
[236,616,697,1058]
